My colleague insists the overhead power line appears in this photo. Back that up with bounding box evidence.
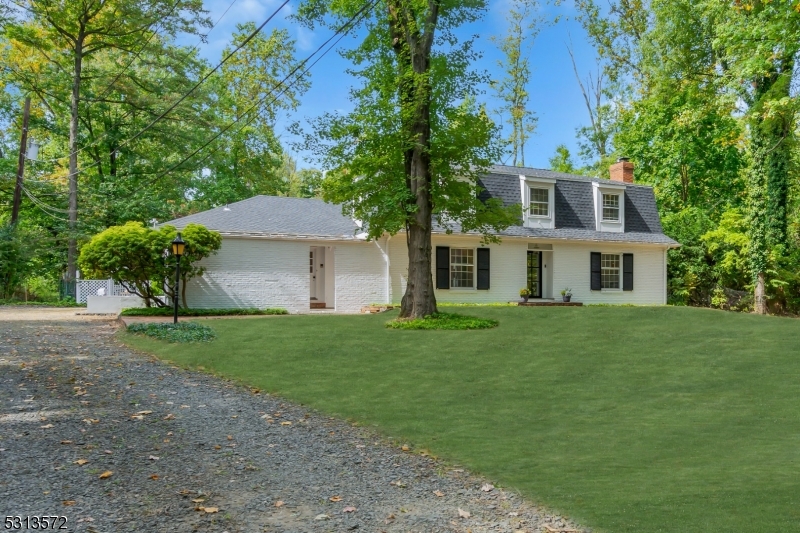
[120,0,377,196]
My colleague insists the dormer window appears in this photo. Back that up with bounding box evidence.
[520,175,555,229]
[602,193,620,222]
[529,187,550,217]
[593,182,626,233]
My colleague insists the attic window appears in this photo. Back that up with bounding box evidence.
[529,187,549,217]
[602,193,620,222]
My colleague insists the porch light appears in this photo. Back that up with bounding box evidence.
[171,233,185,324]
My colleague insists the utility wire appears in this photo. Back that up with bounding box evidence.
[34,0,260,166]
[120,0,376,197]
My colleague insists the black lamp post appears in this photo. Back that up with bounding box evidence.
[171,233,185,324]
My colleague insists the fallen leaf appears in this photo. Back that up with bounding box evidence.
[280,421,292,426]
[130,415,144,420]
[401,445,410,451]
[343,506,357,513]
[149,474,159,480]
[274,500,284,508]
[213,445,222,450]
[227,435,233,440]
[201,507,218,514]
[329,495,343,502]
[104,450,113,455]
[40,424,54,429]
[509,512,519,517]
[73,459,88,466]
[60,440,73,445]
[385,513,396,523]
[314,514,329,520]
[163,414,175,420]
[62,500,76,506]
[192,498,205,503]
[458,508,471,519]
[136,410,153,415]
[434,490,444,497]
[98,471,113,479]
[481,483,494,492]
[149,455,160,461]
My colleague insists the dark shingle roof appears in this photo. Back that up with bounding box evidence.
[162,196,361,239]
[162,166,677,246]
[473,165,675,245]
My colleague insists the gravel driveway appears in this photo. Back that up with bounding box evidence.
[0,316,586,533]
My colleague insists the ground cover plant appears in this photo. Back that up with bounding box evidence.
[127,322,215,343]
[122,306,800,533]
[121,307,288,317]
[386,312,498,330]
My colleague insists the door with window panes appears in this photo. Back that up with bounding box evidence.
[527,251,542,298]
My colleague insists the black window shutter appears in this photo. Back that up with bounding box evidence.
[477,248,490,290]
[436,246,450,289]
[590,252,602,291]
[623,253,634,291]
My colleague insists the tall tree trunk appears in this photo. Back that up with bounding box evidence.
[389,0,440,319]
[67,35,84,282]
[746,61,793,315]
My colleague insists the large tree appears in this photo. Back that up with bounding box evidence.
[2,0,210,282]
[298,0,517,318]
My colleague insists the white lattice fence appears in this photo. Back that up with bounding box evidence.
[76,279,131,303]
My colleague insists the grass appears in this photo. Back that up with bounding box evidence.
[385,311,498,330]
[127,321,216,343]
[120,307,288,317]
[121,306,800,533]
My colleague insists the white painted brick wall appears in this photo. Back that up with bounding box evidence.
[388,235,668,305]
[185,236,389,313]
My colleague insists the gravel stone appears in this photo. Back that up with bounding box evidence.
[0,318,587,533]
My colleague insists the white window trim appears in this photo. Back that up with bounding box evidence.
[593,182,626,233]
[449,247,476,290]
[600,252,622,291]
[602,193,621,222]
[520,175,555,229]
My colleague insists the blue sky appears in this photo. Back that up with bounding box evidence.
[188,0,598,171]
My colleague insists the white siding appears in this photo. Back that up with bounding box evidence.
[388,235,668,305]
[185,236,387,314]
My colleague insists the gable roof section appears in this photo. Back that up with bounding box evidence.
[162,196,361,239]
[163,166,677,246]
[473,165,672,244]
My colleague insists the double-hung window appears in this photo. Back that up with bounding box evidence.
[450,248,474,288]
[601,253,621,289]
[529,187,549,217]
[602,193,620,222]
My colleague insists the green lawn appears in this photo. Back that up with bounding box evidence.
[123,306,800,533]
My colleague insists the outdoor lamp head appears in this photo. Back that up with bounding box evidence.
[171,233,185,257]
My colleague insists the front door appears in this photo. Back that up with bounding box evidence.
[527,251,542,298]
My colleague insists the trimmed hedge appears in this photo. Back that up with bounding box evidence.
[0,299,84,307]
[127,322,216,343]
[385,312,499,330]
[120,307,288,317]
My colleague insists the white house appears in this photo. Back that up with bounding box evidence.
[164,161,679,313]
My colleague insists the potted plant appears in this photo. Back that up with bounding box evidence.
[519,287,531,303]
[560,288,573,302]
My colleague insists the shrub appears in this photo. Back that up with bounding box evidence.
[386,312,498,330]
[127,322,216,343]
[121,307,288,317]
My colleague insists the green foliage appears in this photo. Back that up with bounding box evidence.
[127,321,216,343]
[0,225,28,299]
[78,222,221,307]
[661,208,715,306]
[492,0,543,167]
[701,208,750,290]
[548,144,579,174]
[121,307,288,317]
[385,312,498,330]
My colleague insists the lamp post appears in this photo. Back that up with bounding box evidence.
[171,233,185,324]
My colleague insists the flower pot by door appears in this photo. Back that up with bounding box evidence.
[522,296,529,303]
[562,295,571,302]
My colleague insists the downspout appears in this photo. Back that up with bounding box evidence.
[385,234,392,304]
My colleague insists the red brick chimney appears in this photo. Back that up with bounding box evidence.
[609,157,634,183]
